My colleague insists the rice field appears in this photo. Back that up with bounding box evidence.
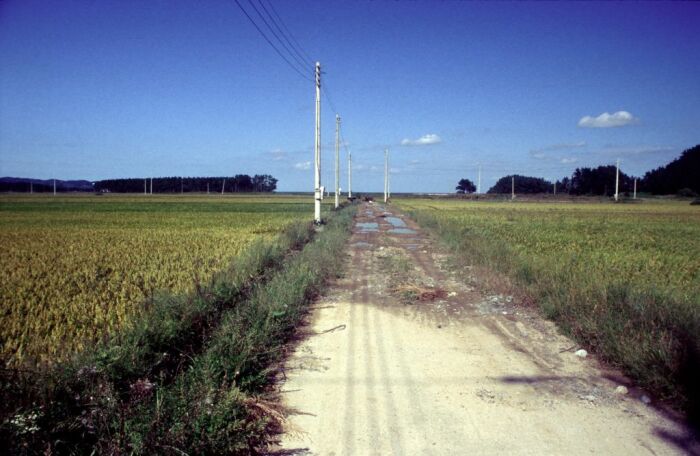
[0,194,320,366]
[395,199,700,297]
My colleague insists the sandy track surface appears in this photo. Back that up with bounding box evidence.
[273,203,697,455]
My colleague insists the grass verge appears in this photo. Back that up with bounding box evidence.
[404,208,700,426]
[1,205,355,454]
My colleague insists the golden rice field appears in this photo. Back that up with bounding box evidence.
[396,198,700,297]
[0,194,317,366]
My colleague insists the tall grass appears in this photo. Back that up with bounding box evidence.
[404,207,700,424]
[1,206,355,454]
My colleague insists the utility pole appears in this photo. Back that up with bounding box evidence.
[335,114,341,209]
[384,148,389,203]
[314,62,322,224]
[221,178,226,195]
[348,148,352,198]
[477,165,481,194]
[633,178,637,200]
[207,182,210,194]
[30,182,33,194]
[614,159,620,202]
[150,177,153,194]
[553,180,557,196]
[511,176,515,200]
[53,179,56,196]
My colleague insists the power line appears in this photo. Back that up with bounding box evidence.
[246,0,310,74]
[232,0,312,82]
[322,84,338,114]
[263,0,314,64]
[257,0,313,68]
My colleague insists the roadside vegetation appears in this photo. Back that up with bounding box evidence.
[396,198,700,422]
[1,199,355,454]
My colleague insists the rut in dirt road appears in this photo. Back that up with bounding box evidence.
[273,202,698,455]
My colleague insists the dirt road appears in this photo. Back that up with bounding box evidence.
[274,203,697,455]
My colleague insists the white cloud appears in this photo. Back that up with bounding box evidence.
[560,157,578,164]
[530,142,585,160]
[400,134,442,146]
[268,148,287,161]
[578,111,638,128]
[294,161,311,170]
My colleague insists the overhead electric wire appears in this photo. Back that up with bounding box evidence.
[245,0,311,74]
[256,0,313,68]
[232,0,312,82]
[263,0,315,64]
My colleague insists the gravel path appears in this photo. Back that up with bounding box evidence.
[273,202,697,455]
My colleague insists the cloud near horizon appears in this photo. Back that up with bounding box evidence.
[530,141,586,160]
[578,111,638,128]
[400,134,442,146]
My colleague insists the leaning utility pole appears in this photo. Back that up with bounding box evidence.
[384,149,389,203]
[314,62,322,223]
[221,178,226,195]
[348,148,352,198]
[335,114,341,209]
[614,159,620,202]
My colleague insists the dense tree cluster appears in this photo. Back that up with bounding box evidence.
[455,178,476,193]
[94,175,277,193]
[642,145,699,195]
[566,165,634,196]
[487,175,552,194]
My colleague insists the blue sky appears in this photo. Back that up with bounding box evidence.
[1,1,698,192]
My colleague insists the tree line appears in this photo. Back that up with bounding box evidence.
[95,175,278,193]
[456,145,699,196]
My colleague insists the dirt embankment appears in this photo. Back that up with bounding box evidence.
[272,202,698,455]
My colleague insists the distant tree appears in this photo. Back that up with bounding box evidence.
[642,145,699,195]
[556,177,572,194]
[455,178,476,194]
[94,175,278,193]
[569,165,633,196]
[487,175,552,194]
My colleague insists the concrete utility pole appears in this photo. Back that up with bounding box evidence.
[614,159,620,202]
[144,179,147,195]
[53,179,56,196]
[30,182,33,194]
[511,176,515,200]
[348,148,352,198]
[633,178,637,200]
[314,62,322,224]
[335,114,341,209]
[221,178,226,195]
[384,149,389,203]
[150,177,153,194]
[207,182,210,194]
[478,165,482,194]
[553,180,557,196]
